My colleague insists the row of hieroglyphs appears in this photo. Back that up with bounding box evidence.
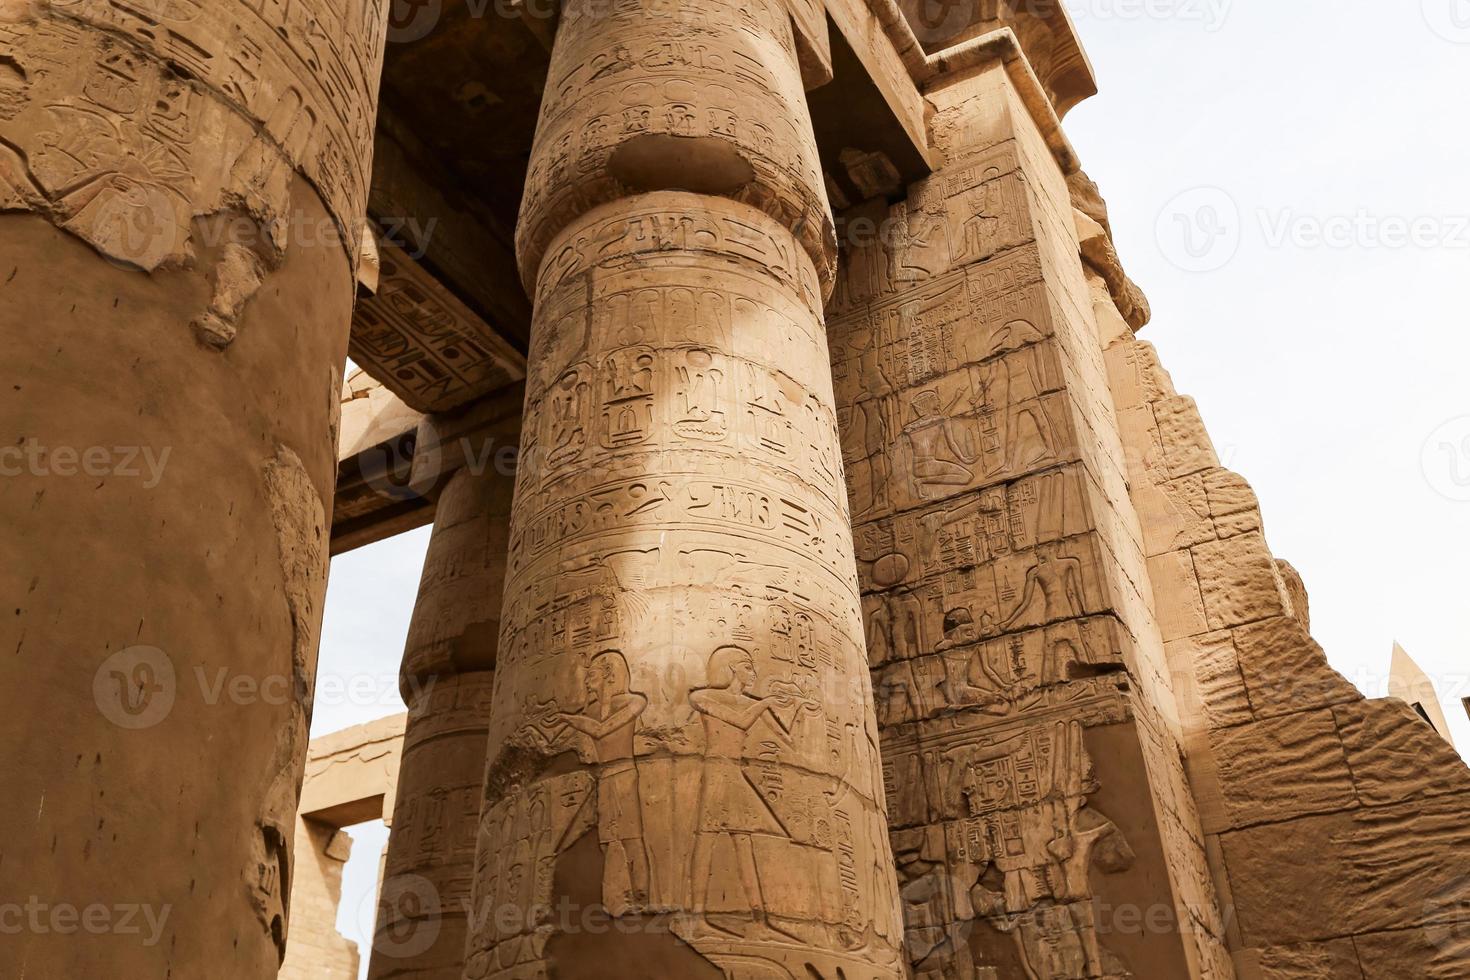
[376,675,495,935]
[0,0,385,269]
[829,244,1088,523]
[351,238,527,412]
[824,87,1152,974]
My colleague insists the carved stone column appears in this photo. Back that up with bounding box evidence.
[830,54,1232,980]
[464,0,904,976]
[0,2,385,975]
[371,464,512,979]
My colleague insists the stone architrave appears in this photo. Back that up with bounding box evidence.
[829,56,1233,979]
[463,0,905,976]
[370,464,513,979]
[0,1,387,975]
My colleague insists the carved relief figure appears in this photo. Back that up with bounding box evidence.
[1002,545,1086,630]
[905,389,981,500]
[527,651,650,913]
[689,644,819,939]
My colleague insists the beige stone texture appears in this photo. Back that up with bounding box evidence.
[1098,191,1470,979]
[283,716,407,979]
[371,463,513,979]
[281,821,361,980]
[465,0,904,976]
[0,1,386,975]
[829,52,1229,979]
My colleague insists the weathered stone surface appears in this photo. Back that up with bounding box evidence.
[465,2,904,974]
[371,462,513,979]
[1210,710,1357,829]
[281,821,361,980]
[284,716,406,978]
[1234,940,1363,979]
[1167,631,1253,730]
[1191,533,1288,631]
[1,1,387,974]
[1231,617,1361,719]
[1333,699,1470,807]
[349,236,526,414]
[832,52,1222,980]
[1220,794,1470,947]
[1353,923,1470,979]
[1274,560,1311,632]
[1155,396,1220,480]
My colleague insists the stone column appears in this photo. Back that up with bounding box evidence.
[463,0,904,976]
[371,465,511,979]
[0,2,385,976]
[829,56,1231,980]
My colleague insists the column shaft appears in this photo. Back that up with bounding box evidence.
[465,0,904,975]
[372,464,513,979]
[0,2,386,975]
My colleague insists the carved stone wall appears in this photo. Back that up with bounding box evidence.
[1097,240,1470,978]
[466,0,905,975]
[828,59,1231,978]
[281,820,360,980]
[0,1,387,975]
[283,714,406,978]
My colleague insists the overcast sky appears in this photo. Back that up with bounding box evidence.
[316,1,1470,970]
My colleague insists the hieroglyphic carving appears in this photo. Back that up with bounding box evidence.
[350,236,527,413]
[884,717,1135,979]
[828,143,1046,317]
[830,107,1155,976]
[0,0,385,270]
[374,676,495,957]
[516,0,836,295]
[470,195,905,979]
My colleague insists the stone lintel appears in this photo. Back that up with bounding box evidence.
[924,28,1083,176]
[895,0,1097,116]
[349,233,527,414]
[298,713,407,827]
[825,0,938,176]
[331,375,524,555]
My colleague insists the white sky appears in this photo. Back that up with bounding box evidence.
[315,1,1470,970]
